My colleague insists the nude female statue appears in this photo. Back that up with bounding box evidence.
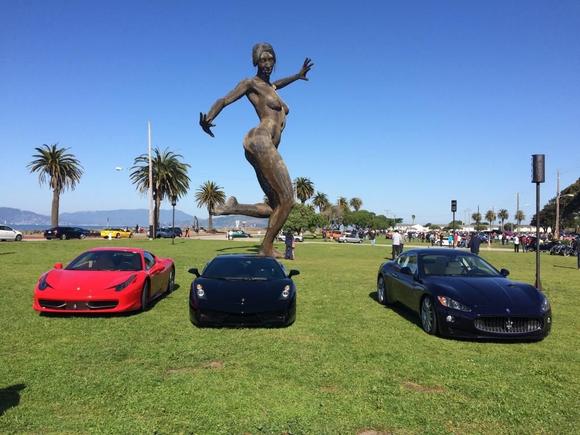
[199,43,313,257]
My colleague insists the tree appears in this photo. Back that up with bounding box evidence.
[283,203,319,234]
[28,144,83,226]
[349,197,362,212]
[130,148,190,232]
[471,212,482,228]
[485,210,496,231]
[515,210,525,231]
[498,209,509,231]
[293,177,314,204]
[312,192,329,213]
[337,197,350,212]
[195,181,226,231]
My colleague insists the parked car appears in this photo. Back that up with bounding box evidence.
[100,228,133,239]
[277,232,304,242]
[338,232,362,244]
[156,227,182,238]
[44,226,91,240]
[188,254,299,327]
[376,248,551,340]
[0,225,23,241]
[33,247,175,313]
[227,229,252,240]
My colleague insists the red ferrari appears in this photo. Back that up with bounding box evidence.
[33,247,175,313]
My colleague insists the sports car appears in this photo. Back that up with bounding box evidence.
[376,249,551,340]
[33,247,175,313]
[188,254,299,327]
[100,228,133,239]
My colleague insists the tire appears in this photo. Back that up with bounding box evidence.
[140,280,150,312]
[377,275,394,306]
[80,234,86,239]
[15,234,22,241]
[420,296,438,335]
[61,234,67,240]
[115,233,121,239]
[166,268,175,294]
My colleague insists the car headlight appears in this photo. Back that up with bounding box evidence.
[437,296,471,312]
[541,295,550,312]
[37,274,52,291]
[113,274,137,292]
[196,283,205,298]
[281,285,291,299]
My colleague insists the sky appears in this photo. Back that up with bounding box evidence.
[1,0,579,225]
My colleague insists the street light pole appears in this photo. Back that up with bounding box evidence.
[532,154,545,290]
[171,195,177,245]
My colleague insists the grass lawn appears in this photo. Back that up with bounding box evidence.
[1,239,578,434]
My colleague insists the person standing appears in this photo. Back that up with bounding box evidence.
[369,229,376,246]
[284,231,294,260]
[574,235,580,270]
[392,230,402,259]
[514,235,520,253]
[469,233,481,255]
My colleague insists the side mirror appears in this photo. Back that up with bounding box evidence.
[400,266,413,276]
[288,269,300,278]
[188,268,200,277]
[500,268,510,277]
[54,262,63,269]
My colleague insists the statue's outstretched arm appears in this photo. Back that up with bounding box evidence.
[200,79,251,137]
[273,58,313,90]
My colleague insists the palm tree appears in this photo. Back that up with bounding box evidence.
[337,196,350,212]
[471,212,482,229]
[294,177,314,204]
[312,192,329,213]
[485,210,496,231]
[349,197,362,212]
[515,210,525,232]
[195,181,225,231]
[28,144,83,226]
[498,209,509,231]
[130,147,190,232]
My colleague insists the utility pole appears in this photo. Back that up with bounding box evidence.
[516,192,520,233]
[148,121,154,240]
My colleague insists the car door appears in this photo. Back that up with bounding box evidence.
[144,251,164,297]
[0,226,9,240]
[391,253,419,309]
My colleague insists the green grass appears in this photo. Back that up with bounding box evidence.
[0,239,578,434]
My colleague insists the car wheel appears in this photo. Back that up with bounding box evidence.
[129,233,133,238]
[115,233,121,239]
[166,268,175,294]
[61,234,67,240]
[377,275,394,306]
[80,234,86,239]
[140,280,150,312]
[420,296,438,335]
[15,234,22,241]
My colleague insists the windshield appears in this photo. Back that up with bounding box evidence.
[203,257,286,280]
[420,254,500,277]
[66,251,142,271]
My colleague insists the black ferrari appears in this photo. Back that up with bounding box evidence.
[376,249,551,340]
[188,254,299,327]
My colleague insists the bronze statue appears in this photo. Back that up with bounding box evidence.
[200,43,313,257]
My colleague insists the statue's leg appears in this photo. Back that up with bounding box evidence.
[213,197,272,218]
[244,133,294,257]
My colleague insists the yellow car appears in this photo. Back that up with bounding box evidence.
[100,228,133,239]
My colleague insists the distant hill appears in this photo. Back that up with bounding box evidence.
[0,206,268,228]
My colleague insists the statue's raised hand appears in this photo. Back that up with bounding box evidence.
[199,112,215,137]
[298,58,314,80]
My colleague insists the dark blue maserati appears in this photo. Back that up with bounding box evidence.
[376,249,551,340]
[188,254,299,327]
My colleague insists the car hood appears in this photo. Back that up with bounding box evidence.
[42,270,137,295]
[425,276,544,314]
[194,277,293,312]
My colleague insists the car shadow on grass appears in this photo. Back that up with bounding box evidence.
[39,284,180,318]
[0,383,25,416]
[368,291,422,329]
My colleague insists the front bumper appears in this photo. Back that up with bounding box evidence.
[436,307,552,340]
[189,300,295,327]
[33,287,142,314]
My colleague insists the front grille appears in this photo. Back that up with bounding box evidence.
[474,317,542,334]
[200,310,287,325]
[39,300,118,310]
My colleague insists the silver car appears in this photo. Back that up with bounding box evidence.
[338,232,363,243]
[0,225,23,241]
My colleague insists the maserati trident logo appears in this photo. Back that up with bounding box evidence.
[505,319,514,330]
